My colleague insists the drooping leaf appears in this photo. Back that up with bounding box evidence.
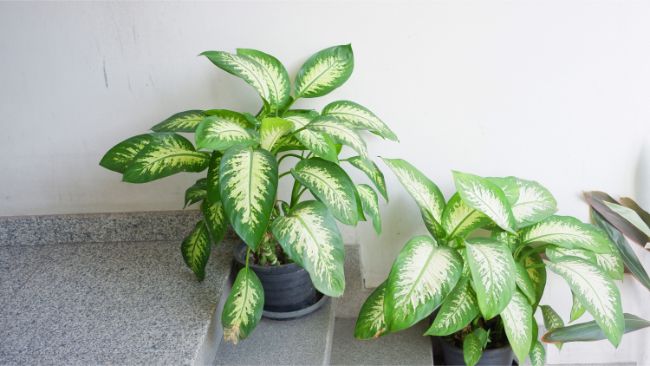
[603,201,650,237]
[259,117,293,151]
[220,147,278,250]
[465,238,517,319]
[543,313,650,344]
[355,282,388,339]
[294,44,354,98]
[151,110,207,132]
[222,267,264,344]
[308,116,368,157]
[201,199,227,245]
[570,291,587,322]
[501,291,533,363]
[382,158,446,238]
[357,184,381,234]
[206,152,222,203]
[271,200,345,297]
[515,262,537,305]
[291,158,358,225]
[585,191,649,248]
[488,176,557,228]
[545,257,624,346]
[541,304,565,349]
[322,100,397,141]
[283,110,338,163]
[425,278,479,336]
[529,341,546,366]
[453,171,516,233]
[185,178,207,207]
[347,156,388,201]
[100,133,158,173]
[384,236,462,332]
[236,48,291,113]
[181,221,211,281]
[441,193,491,239]
[195,110,258,151]
[521,215,612,254]
[463,328,489,366]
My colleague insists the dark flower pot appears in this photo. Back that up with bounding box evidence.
[439,338,514,366]
[233,243,327,320]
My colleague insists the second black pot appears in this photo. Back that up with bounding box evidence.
[439,338,514,366]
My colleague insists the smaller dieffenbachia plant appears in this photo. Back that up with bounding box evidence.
[355,161,645,366]
[100,45,397,344]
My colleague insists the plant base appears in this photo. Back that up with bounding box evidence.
[438,337,514,366]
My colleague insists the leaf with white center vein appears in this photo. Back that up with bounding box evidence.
[515,262,537,305]
[222,267,264,344]
[347,156,388,201]
[382,158,446,238]
[259,117,293,151]
[603,201,650,237]
[294,44,354,98]
[570,291,587,322]
[521,215,612,254]
[501,290,533,363]
[181,221,211,281]
[201,199,227,245]
[530,341,546,366]
[151,110,207,132]
[271,200,345,297]
[355,282,388,339]
[283,110,338,163]
[308,116,368,158]
[489,176,557,228]
[292,158,358,225]
[195,111,258,152]
[322,100,398,141]
[206,152,221,203]
[453,171,516,233]
[357,184,381,234]
[384,236,462,332]
[425,278,479,336]
[441,193,490,239]
[185,178,207,207]
[236,48,291,113]
[524,254,546,306]
[465,238,516,319]
[220,147,278,250]
[122,133,209,183]
[546,246,623,280]
[543,313,650,344]
[463,328,489,366]
[541,304,565,349]
[100,133,159,173]
[545,257,624,346]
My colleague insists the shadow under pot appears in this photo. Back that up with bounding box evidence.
[232,243,328,320]
[439,338,514,366]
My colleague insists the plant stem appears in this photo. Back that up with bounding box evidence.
[278,171,292,179]
[277,153,303,166]
[289,179,302,207]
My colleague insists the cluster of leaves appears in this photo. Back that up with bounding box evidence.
[355,161,641,366]
[100,45,397,344]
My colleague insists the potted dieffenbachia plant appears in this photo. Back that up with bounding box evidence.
[100,45,397,343]
[355,160,644,366]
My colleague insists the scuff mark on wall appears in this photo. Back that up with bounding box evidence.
[102,58,109,88]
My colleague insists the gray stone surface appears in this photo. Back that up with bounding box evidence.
[335,245,373,318]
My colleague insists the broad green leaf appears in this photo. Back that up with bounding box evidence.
[354,282,388,339]
[236,48,291,113]
[570,291,587,322]
[122,133,209,183]
[441,193,490,239]
[195,111,258,151]
[357,184,381,234]
[294,44,354,98]
[425,278,479,336]
[292,158,358,225]
[382,158,446,237]
[463,328,489,366]
[524,254,546,306]
[206,152,222,203]
[384,236,462,332]
[100,133,157,173]
[259,117,293,151]
[465,238,517,319]
[322,100,398,141]
[201,199,227,245]
[543,313,650,343]
[274,134,306,153]
[453,171,516,233]
[271,201,345,297]
[489,177,557,228]
[541,304,565,349]
[529,341,546,366]
[185,178,207,207]
[222,267,264,344]
[347,156,388,201]
[545,257,624,346]
[151,110,207,132]
[547,245,624,281]
[220,147,278,250]
[604,201,650,237]
[501,291,533,363]
[521,215,612,254]
[181,221,211,281]
[308,116,368,157]
[283,110,338,163]
[515,262,537,305]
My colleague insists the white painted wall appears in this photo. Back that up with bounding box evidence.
[1,1,649,363]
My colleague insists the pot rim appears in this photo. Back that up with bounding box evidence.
[438,336,513,353]
[233,242,306,274]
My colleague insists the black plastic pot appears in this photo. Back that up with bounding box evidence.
[232,243,326,319]
[439,338,514,366]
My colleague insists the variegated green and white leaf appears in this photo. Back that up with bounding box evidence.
[201,199,227,245]
[271,200,345,297]
[195,111,258,151]
[463,328,489,366]
[220,147,278,250]
[181,221,211,281]
[206,152,222,203]
[453,171,516,233]
[308,116,368,157]
[151,110,207,132]
[122,133,209,183]
[292,158,358,225]
[570,291,587,322]
[236,48,291,112]
[384,236,463,332]
[546,246,623,280]
[322,100,397,141]
[524,254,547,306]
[259,117,293,151]
[357,184,381,234]
[545,257,624,346]
[283,110,338,162]
[441,193,490,239]
[185,178,207,207]
[382,158,446,238]
[294,44,354,98]
[530,341,546,366]
[347,156,388,201]
[604,201,650,237]
[466,238,517,319]
[355,282,388,339]
[100,133,162,173]
[501,291,533,363]
[541,304,565,350]
[425,278,479,336]
[515,262,537,305]
[222,267,264,344]
[521,215,612,254]
[489,176,557,228]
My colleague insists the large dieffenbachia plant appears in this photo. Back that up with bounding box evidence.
[100,45,396,343]
[355,161,644,366]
